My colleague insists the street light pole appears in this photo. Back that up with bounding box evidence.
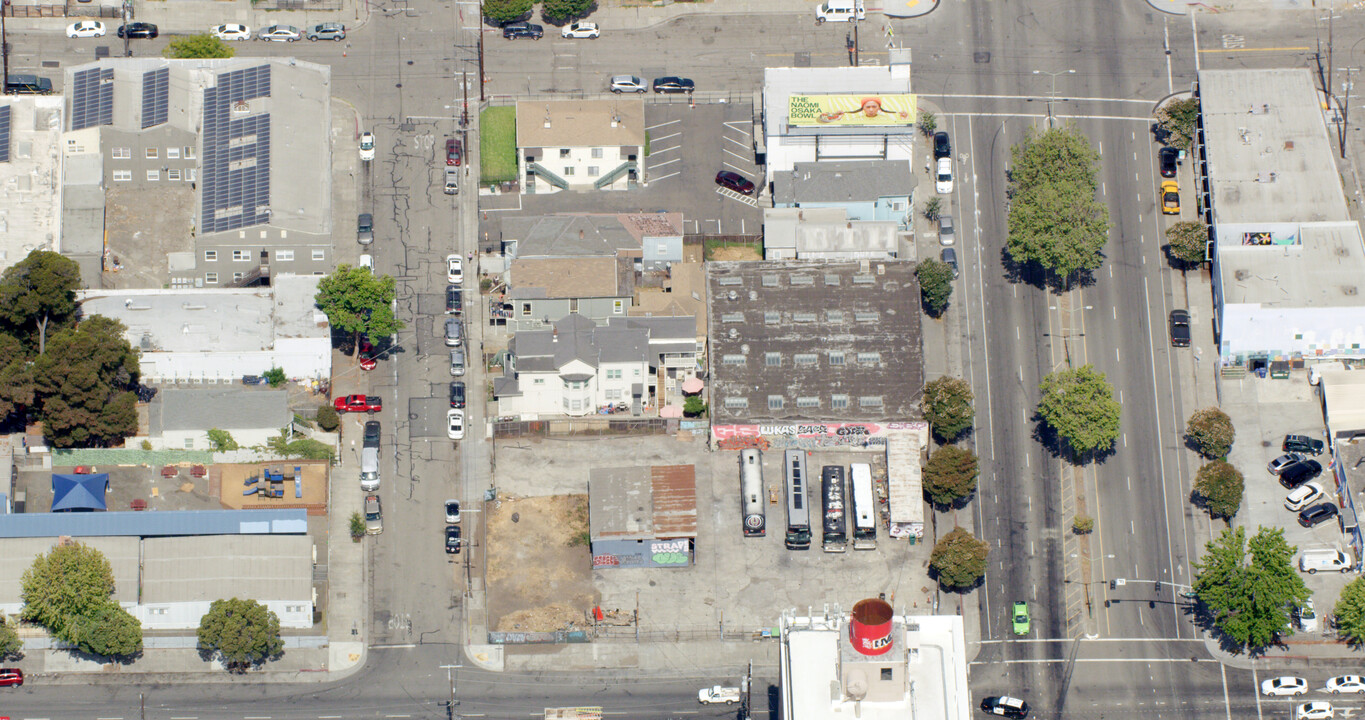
[1033,68,1075,129]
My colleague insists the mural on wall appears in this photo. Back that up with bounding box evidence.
[592,539,693,569]
[711,422,928,451]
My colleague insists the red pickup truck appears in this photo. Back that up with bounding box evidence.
[333,394,383,413]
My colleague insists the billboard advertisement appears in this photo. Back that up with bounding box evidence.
[788,94,917,126]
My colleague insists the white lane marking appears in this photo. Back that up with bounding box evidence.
[645,118,680,131]
[650,131,681,143]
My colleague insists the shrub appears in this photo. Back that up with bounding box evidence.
[316,405,340,432]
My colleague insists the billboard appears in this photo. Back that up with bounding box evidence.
[788,94,917,127]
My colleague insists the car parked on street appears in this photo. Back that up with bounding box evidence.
[938,214,954,245]
[936,157,954,194]
[934,131,951,159]
[1159,146,1178,178]
[257,24,302,42]
[1269,452,1307,475]
[445,137,462,166]
[359,131,375,161]
[117,22,158,39]
[0,668,23,687]
[449,381,466,409]
[1168,309,1190,347]
[610,75,647,93]
[1160,180,1180,215]
[445,500,461,524]
[1261,677,1309,696]
[444,317,463,347]
[561,21,599,38]
[306,22,345,41]
[1298,502,1339,528]
[445,525,462,553]
[66,21,106,38]
[502,22,544,39]
[333,394,382,413]
[211,23,251,41]
[652,76,695,94]
[942,247,959,278]
[363,420,380,448]
[1325,676,1365,694]
[450,348,465,376]
[1285,482,1324,512]
[715,170,755,195]
[1284,434,1325,455]
[364,494,383,535]
[446,285,462,315]
[980,696,1029,718]
[444,167,459,195]
[447,254,463,285]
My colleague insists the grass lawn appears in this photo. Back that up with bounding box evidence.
[480,106,517,186]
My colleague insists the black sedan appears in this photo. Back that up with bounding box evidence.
[1298,502,1339,528]
[446,285,462,315]
[1159,146,1178,178]
[652,76,695,94]
[117,22,158,39]
[1168,309,1190,347]
[502,22,543,40]
[445,525,462,554]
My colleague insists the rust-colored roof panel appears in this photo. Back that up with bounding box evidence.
[650,464,697,537]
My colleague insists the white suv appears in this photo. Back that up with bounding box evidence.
[610,75,646,93]
[936,157,954,194]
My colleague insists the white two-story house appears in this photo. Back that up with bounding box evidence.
[492,313,697,419]
[515,99,644,194]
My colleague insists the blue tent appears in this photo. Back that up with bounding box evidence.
[51,473,108,512]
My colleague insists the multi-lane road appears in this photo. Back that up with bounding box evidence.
[5,0,1365,717]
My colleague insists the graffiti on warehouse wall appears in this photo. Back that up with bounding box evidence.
[711,422,927,451]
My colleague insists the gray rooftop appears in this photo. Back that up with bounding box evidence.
[79,275,329,353]
[772,160,917,205]
[763,63,914,138]
[0,537,140,606]
[1199,68,1350,224]
[498,314,695,396]
[503,215,640,258]
[142,534,312,603]
[152,388,291,434]
[0,97,64,276]
[0,509,308,538]
[1217,221,1365,307]
[707,260,923,423]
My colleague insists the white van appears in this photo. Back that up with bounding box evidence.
[815,0,864,23]
[360,446,380,490]
[1299,548,1353,574]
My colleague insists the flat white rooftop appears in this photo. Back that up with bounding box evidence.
[1199,68,1349,224]
[1218,222,1365,308]
[0,96,64,274]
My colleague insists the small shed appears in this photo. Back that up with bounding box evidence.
[588,465,697,569]
[51,473,108,512]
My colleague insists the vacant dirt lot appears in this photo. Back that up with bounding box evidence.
[486,494,599,632]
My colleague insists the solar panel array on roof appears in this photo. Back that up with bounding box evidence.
[71,67,114,131]
[0,105,10,164]
[141,66,169,129]
[201,65,273,234]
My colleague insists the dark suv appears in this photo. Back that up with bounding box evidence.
[446,285,463,315]
[1279,459,1323,489]
[502,22,543,39]
[449,381,466,409]
[1298,502,1339,528]
[363,421,381,449]
[1168,309,1190,347]
[1283,434,1325,455]
[5,74,53,94]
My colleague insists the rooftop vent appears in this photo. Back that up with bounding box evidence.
[1344,286,1357,296]
[1235,269,1250,281]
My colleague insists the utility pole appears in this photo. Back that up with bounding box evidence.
[1339,68,1357,159]
[1,0,10,94]
[476,28,485,102]
[440,663,462,719]
[121,0,131,56]
[461,70,469,128]
[740,661,753,720]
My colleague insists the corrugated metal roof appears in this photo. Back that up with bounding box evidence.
[142,535,312,603]
[0,509,308,538]
[0,536,141,605]
[650,465,697,538]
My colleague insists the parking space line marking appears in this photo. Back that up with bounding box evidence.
[645,119,681,131]
[724,136,750,149]
[650,132,682,144]
[723,148,750,163]
[722,160,752,175]
[649,171,681,183]
[648,157,680,169]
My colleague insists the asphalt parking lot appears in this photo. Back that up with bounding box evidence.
[491,434,936,632]
[1221,373,1353,635]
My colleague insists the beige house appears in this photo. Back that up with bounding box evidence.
[515,99,645,194]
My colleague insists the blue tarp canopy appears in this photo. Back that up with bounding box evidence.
[51,473,108,512]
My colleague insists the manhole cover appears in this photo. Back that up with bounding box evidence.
[974,52,990,64]
[795,51,811,68]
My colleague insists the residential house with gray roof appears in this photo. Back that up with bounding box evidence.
[505,256,635,332]
[772,160,917,230]
[493,313,698,418]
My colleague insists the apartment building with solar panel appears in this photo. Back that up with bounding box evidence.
[59,58,333,290]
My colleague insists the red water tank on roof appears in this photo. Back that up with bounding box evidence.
[849,598,894,656]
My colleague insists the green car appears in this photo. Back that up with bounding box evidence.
[1012,601,1031,635]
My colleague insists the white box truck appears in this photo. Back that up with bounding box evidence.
[816,0,865,23]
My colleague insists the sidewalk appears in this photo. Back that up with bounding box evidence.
[588,0,936,31]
